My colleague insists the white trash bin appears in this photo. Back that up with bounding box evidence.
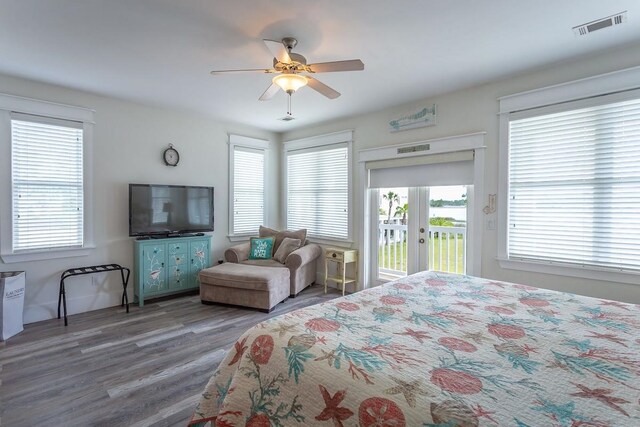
[1,271,25,341]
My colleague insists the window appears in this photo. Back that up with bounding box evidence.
[0,93,94,262]
[285,131,352,241]
[228,135,268,237]
[11,115,84,251]
[499,78,640,280]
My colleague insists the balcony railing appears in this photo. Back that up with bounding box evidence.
[378,222,466,278]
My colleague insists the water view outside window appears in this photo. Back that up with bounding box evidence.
[428,186,467,274]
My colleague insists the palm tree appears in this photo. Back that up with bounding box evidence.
[382,191,399,224]
[429,217,454,227]
[394,203,408,225]
[381,191,399,246]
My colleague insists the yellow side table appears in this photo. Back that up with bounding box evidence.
[324,248,358,296]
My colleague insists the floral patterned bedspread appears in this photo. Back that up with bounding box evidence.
[190,271,640,426]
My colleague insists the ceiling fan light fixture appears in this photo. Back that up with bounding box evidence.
[273,73,308,94]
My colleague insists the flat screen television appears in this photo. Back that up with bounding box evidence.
[129,184,214,237]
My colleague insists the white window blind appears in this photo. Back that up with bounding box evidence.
[11,114,84,252]
[232,146,264,235]
[508,97,640,272]
[287,143,349,240]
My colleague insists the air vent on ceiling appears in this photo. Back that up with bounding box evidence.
[398,144,430,154]
[573,11,627,36]
[279,116,295,122]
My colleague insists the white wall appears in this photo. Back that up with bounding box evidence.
[282,42,640,304]
[0,74,280,324]
[4,41,640,324]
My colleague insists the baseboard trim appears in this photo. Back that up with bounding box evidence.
[23,290,126,324]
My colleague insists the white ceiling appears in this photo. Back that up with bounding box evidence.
[1,1,639,132]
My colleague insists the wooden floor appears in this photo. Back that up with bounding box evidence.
[0,285,341,427]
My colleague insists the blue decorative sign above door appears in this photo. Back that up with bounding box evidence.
[388,104,437,132]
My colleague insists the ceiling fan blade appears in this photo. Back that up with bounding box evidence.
[308,59,364,73]
[259,83,280,101]
[210,68,275,75]
[306,77,340,99]
[263,39,291,63]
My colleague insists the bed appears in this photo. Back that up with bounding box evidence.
[190,271,640,426]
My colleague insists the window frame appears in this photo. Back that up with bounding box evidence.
[497,66,640,285]
[227,134,269,241]
[0,93,95,263]
[283,130,353,245]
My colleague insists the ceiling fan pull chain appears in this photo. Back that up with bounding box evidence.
[287,93,292,116]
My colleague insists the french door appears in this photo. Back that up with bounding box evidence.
[358,132,485,289]
[375,185,468,282]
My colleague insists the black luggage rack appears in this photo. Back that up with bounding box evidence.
[58,264,130,326]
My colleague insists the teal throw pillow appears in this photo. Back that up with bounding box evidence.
[249,236,275,260]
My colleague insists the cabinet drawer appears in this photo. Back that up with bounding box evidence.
[168,276,188,289]
[168,265,187,285]
[168,253,188,266]
[326,251,344,261]
[168,242,186,253]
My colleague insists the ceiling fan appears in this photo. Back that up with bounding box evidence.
[210,37,364,102]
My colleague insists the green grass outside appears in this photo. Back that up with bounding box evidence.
[378,236,465,274]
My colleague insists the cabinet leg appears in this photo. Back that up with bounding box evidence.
[355,259,359,292]
[324,259,328,294]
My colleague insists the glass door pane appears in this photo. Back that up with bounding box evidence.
[377,188,409,280]
[427,186,467,274]
[374,186,468,282]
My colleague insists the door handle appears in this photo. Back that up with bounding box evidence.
[419,238,425,244]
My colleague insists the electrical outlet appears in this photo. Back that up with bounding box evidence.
[486,219,496,231]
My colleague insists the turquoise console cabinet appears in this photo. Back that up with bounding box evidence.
[133,236,211,306]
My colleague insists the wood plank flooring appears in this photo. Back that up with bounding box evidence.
[0,284,341,427]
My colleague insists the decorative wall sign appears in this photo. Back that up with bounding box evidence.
[388,104,437,132]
